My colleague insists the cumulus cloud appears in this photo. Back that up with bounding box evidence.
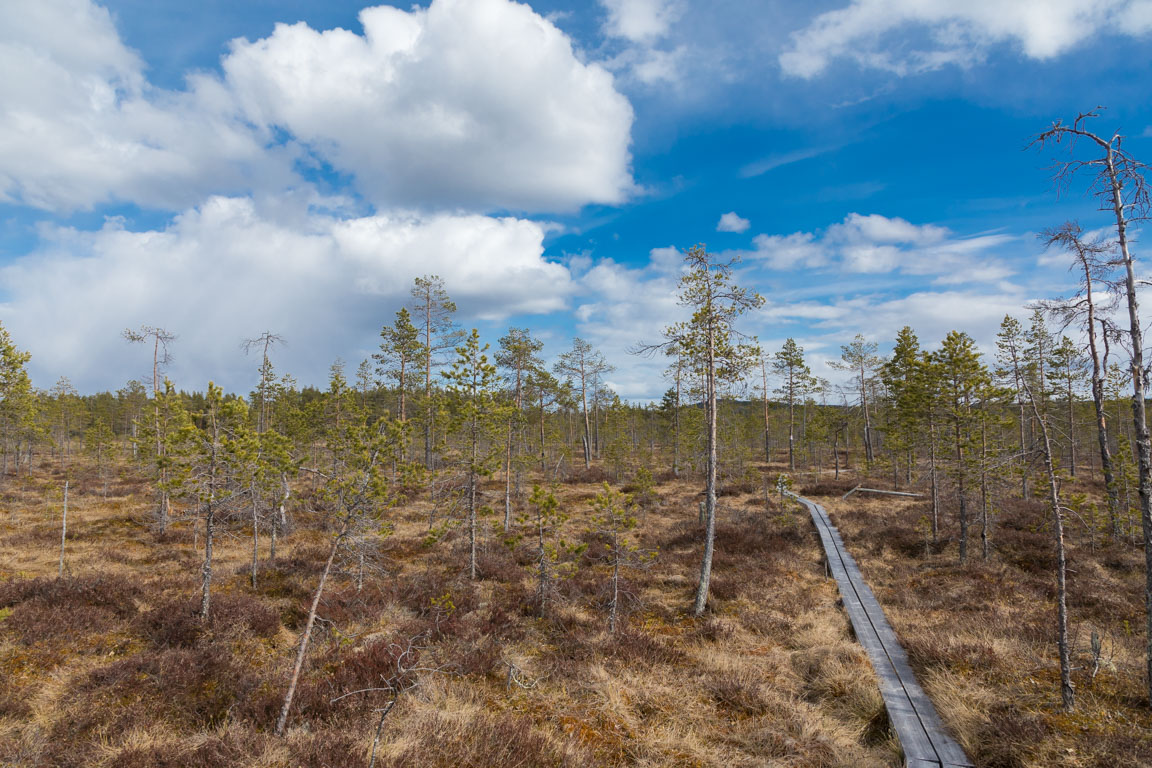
[780,0,1152,78]
[0,197,572,391]
[224,0,635,212]
[0,0,288,211]
[0,0,635,214]
[716,211,751,233]
[749,213,1017,277]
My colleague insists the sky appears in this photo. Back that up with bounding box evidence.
[1,0,1151,399]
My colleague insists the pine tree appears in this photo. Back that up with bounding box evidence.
[554,337,614,469]
[881,326,924,487]
[83,417,116,498]
[276,372,403,736]
[520,484,583,619]
[1049,335,1085,477]
[773,338,810,472]
[829,334,882,470]
[933,331,990,564]
[641,245,763,616]
[374,308,424,458]
[124,326,177,529]
[587,483,651,632]
[443,329,511,580]
[496,327,544,528]
[996,316,1031,498]
[0,322,34,478]
[409,275,461,472]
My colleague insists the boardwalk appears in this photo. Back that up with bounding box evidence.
[788,492,974,768]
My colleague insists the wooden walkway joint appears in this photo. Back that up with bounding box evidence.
[786,492,973,768]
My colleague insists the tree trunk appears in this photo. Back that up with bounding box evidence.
[251,487,259,590]
[929,414,940,543]
[58,480,68,578]
[609,528,620,633]
[981,417,990,560]
[1028,381,1076,711]
[200,504,215,619]
[692,319,718,617]
[1108,148,1152,708]
[1090,316,1120,537]
[504,425,513,531]
[469,418,479,581]
[956,416,968,565]
[276,531,343,736]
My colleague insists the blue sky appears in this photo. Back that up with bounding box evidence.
[1,0,1151,398]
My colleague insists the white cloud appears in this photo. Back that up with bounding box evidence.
[600,0,682,43]
[597,0,687,85]
[223,0,635,212]
[0,0,635,214]
[751,232,827,270]
[0,0,288,211]
[748,212,1017,278]
[0,197,572,391]
[717,211,751,233]
[781,0,1152,78]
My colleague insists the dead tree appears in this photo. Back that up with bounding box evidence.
[1038,222,1122,536]
[1033,109,1152,706]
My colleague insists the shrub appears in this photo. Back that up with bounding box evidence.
[138,593,280,648]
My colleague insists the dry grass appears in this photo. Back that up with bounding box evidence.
[813,480,1152,768]
[11,456,1135,766]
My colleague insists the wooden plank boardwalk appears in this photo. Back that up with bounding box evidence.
[787,492,974,768]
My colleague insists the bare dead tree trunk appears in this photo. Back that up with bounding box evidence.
[276,531,343,736]
[1027,377,1076,711]
[1095,318,1120,537]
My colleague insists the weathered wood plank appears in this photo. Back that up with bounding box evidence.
[788,492,973,768]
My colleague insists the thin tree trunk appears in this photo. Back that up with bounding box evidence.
[504,425,513,531]
[469,420,478,581]
[609,528,620,633]
[929,414,940,543]
[692,320,717,617]
[956,416,969,565]
[200,505,215,619]
[1027,378,1075,710]
[276,531,343,736]
[1093,317,1120,537]
[1108,149,1152,708]
[58,480,68,578]
[981,417,990,560]
[1068,374,1077,477]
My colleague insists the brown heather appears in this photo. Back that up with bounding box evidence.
[1,456,1150,767]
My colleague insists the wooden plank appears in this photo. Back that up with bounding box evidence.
[787,492,974,768]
